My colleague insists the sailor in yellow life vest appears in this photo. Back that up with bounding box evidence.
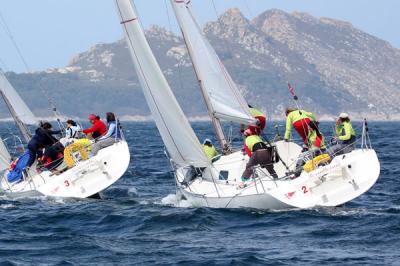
[240,129,277,187]
[240,105,266,135]
[327,113,356,157]
[284,108,316,144]
[307,122,326,151]
[202,139,218,161]
[294,122,327,177]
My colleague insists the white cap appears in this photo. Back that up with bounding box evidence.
[339,112,349,119]
[203,138,212,144]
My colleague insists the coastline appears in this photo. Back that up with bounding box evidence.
[0,114,399,123]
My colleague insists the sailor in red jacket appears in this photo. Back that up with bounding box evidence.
[83,114,107,139]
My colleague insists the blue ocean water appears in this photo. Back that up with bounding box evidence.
[0,121,399,265]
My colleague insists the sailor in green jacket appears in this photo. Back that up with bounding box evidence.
[327,113,356,157]
[284,108,316,144]
[202,139,218,161]
[240,129,277,187]
[294,122,327,178]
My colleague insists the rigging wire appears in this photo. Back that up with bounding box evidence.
[0,10,65,131]
[210,0,235,59]
[164,0,186,98]
[0,11,30,71]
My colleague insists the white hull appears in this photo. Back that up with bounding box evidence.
[0,141,130,198]
[176,141,380,210]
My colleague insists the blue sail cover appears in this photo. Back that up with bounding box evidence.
[7,151,30,183]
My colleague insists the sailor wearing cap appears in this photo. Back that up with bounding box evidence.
[327,112,356,157]
[202,138,218,161]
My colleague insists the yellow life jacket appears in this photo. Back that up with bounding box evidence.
[249,107,265,118]
[336,121,356,141]
[284,110,316,140]
[307,130,326,150]
[203,144,218,161]
[245,135,263,152]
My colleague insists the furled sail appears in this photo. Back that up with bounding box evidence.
[115,0,208,167]
[0,138,11,171]
[170,0,256,125]
[0,70,36,143]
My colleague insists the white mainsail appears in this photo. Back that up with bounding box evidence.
[170,0,255,125]
[0,70,37,125]
[0,138,11,171]
[115,0,208,167]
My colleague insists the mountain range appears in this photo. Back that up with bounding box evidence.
[2,8,400,121]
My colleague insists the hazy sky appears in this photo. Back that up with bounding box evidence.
[0,0,399,73]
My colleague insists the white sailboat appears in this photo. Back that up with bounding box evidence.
[0,69,130,198]
[117,0,380,209]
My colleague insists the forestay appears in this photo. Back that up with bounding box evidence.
[115,0,208,167]
[0,70,37,125]
[171,0,255,125]
[0,138,11,171]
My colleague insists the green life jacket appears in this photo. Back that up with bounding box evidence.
[284,110,316,140]
[336,121,356,142]
[249,107,265,118]
[307,130,326,150]
[245,135,263,152]
[203,144,218,161]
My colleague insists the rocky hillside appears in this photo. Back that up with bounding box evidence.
[3,8,400,120]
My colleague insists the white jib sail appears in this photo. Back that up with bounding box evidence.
[0,138,11,171]
[171,0,256,125]
[115,0,208,167]
[0,70,37,125]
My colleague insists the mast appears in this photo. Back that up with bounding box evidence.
[115,0,209,167]
[171,0,256,153]
[0,90,31,143]
[180,30,229,152]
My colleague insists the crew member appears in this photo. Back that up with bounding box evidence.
[293,122,327,178]
[240,129,277,187]
[307,122,326,151]
[327,113,356,157]
[40,146,64,171]
[65,120,82,139]
[91,112,122,156]
[83,114,107,139]
[202,139,218,161]
[27,122,60,167]
[284,108,316,144]
[241,105,266,135]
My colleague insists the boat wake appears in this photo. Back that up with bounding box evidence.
[160,193,193,208]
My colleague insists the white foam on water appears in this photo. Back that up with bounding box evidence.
[160,193,193,208]
[0,203,14,209]
[139,200,150,205]
[128,187,138,196]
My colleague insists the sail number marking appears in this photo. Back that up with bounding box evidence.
[302,186,308,194]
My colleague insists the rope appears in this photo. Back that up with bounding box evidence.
[0,12,30,71]
[164,0,186,109]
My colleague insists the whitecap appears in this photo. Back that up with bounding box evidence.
[0,203,14,209]
[160,193,193,208]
